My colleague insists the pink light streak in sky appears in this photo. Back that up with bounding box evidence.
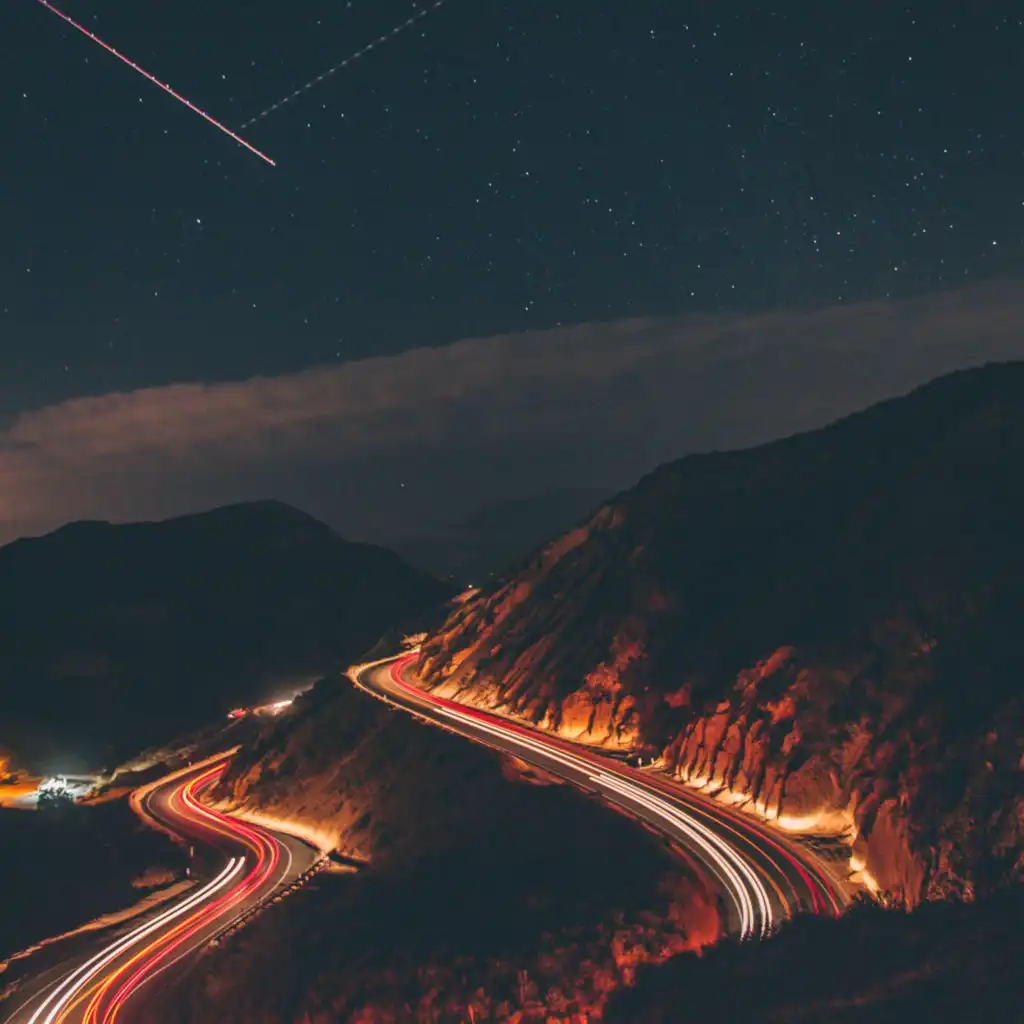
[34,0,275,167]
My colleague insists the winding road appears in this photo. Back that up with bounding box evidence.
[357,652,848,938]
[4,649,848,1022]
[2,757,318,1024]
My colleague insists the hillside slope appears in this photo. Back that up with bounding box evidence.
[419,362,1024,905]
[154,680,721,1022]
[605,888,1023,1023]
[0,501,449,772]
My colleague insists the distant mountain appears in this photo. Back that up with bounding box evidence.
[0,501,450,772]
[392,487,612,584]
[419,363,1024,905]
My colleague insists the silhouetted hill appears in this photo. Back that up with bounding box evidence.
[420,362,1024,904]
[392,486,612,584]
[0,501,450,772]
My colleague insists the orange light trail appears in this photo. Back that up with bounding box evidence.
[26,857,245,1024]
[96,771,281,1023]
[29,762,283,1024]
[79,766,280,1024]
[33,0,276,167]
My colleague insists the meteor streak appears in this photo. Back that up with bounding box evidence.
[33,0,275,167]
[241,0,454,128]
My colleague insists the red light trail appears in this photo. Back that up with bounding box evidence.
[33,0,276,167]
[12,759,304,1024]
[92,766,282,1024]
[377,653,846,934]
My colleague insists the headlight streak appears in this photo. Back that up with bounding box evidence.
[4,751,317,1024]
[9,762,290,1024]
[24,858,244,1024]
[382,654,847,937]
[111,838,294,1009]
[393,656,842,914]
[638,769,843,919]
[91,768,283,1024]
[592,772,770,938]
[380,665,805,921]
[432,702,769,938]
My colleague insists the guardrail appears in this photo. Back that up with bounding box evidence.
[205,853,331,949]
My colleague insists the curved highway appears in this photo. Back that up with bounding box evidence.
[3,757,318,1024]
[357,653,849,938]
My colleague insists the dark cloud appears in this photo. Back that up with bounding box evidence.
[2,280,1023,546]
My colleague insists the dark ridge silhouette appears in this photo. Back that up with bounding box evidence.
[0,501,451,772]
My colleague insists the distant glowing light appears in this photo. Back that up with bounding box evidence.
[33,0,276,166]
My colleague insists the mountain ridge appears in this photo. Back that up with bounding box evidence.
[0,500,451,773]
[418,361,1024,905]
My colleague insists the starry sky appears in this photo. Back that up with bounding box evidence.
[1,1,1023,543]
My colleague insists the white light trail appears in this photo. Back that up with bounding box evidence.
[594,772,773,938]
[433,701,775,938]
[26,859,243,1024]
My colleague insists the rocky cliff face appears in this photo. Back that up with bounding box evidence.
[419,363,1024,905]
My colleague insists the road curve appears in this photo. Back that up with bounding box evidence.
[356,653,849,939]
[3,757,318,1024]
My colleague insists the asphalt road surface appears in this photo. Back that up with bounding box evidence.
[2,756,318,1024]
[357,652,849,938]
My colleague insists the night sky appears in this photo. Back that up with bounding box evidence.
[1,1,1023,542]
